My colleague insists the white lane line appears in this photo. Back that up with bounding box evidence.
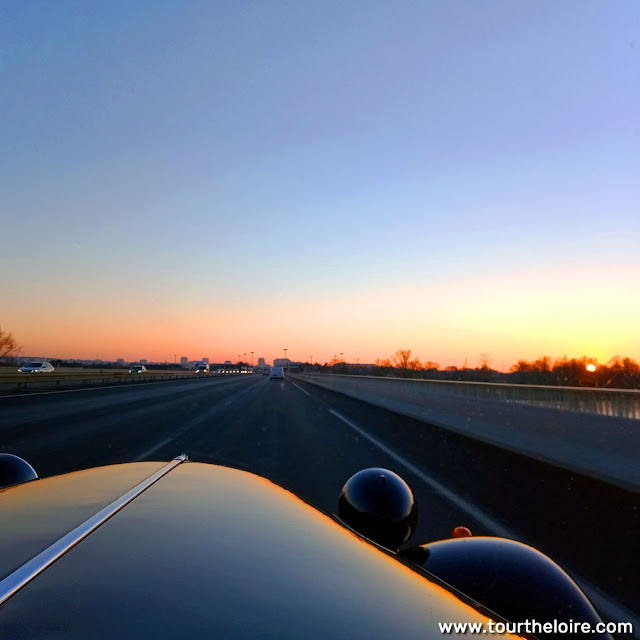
[328,408,640,629]
[134,381,258,460]
[133,436,180,462]
[328,409,516,538]
[224,380,262,406]
[289,381,311,396]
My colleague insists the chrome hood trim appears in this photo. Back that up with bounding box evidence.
[0,454,188,606]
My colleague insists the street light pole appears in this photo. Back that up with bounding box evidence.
[251,351,254,366]
[284,348,288,373]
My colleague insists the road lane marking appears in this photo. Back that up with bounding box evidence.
[224,379,262,405]
[327,408,640,629]
[328,409,515,538]
[133,435,182,462]
[134,381,260,461]
[289,381,311,396]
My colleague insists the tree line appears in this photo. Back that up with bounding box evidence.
[305,349,640,389]
[2,326,639,389]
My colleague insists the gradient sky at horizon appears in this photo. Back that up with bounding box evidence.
[2,1,639,368]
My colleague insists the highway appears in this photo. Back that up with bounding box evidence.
[1,374,638,626]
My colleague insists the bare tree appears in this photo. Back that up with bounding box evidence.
[392,349,412,370]
[0,326,21,360]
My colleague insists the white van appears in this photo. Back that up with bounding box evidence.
[195,363,209,373]
[269,366,284,380]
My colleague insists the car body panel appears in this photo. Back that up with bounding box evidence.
[0,462,511,639]
[0,462,164,581]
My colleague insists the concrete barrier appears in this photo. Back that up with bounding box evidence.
[292,374,640,493]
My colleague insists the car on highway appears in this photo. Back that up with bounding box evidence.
[17,362,55,373]
[270,366,284,380]
[195,363,209,374]
[0,454,611,639]
[128,365,148,374]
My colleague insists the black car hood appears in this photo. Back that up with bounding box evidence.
[0,462,508,639]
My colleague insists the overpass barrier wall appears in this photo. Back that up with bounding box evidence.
[291,374,640,493]
[299,374,640,419]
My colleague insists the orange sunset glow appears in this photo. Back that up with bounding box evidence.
[2,3,638,371]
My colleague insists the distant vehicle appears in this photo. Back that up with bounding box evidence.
[195,363,209,374]
[18,362,55,374]
[129,365,147,374]
[262,369,269,375]
[270,366,284,380]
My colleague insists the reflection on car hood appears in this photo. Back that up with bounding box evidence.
[0,462,512,639]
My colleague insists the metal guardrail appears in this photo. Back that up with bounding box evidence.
[0,372,201,393]
[302,374,640,420]
[0,371,256,394]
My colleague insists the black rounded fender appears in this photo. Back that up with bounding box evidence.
[401,537,609,639]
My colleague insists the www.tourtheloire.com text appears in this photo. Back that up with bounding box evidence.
[438,620,633,635]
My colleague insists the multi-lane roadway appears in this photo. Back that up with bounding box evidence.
[1,374,638,627]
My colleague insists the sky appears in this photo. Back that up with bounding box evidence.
[2,1,639,368]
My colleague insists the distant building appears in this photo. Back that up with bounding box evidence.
[258,358,265,367]
[180,357,188,367]
[140,359,148,364]
[273,358,290,367]
[202,357,209,365]
[116,359,124,366]
[224,360,232,365]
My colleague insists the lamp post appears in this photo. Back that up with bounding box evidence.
[284,348,288,373]
[251,351,254,366]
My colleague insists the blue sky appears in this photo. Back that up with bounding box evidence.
[2,1,638,365]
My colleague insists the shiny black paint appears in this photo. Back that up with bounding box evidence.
[0,454,38,490]
[402,537,607,640]
[338,467,418,549]
[0,462,496,640]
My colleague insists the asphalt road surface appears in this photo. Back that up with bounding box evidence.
[1,375,638,627]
